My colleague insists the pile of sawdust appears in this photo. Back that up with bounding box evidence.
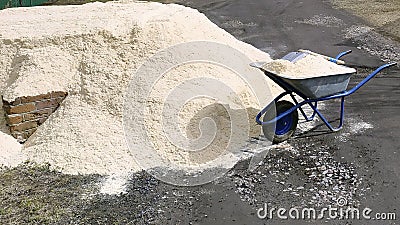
[2,46,77,102]
[0,1,276,174]
[262,54,355,78]
[0,131,25,168]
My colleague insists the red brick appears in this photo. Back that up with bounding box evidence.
[36,99,59,110]
[20,93,52,104]
[38,117,48,124]
[51,91,67,99]
[5,98,22,106]
[6,115,23,125]
[10,121,38,132]
[5,103,36,114]
[23,108,53,121]
[25,127,37,138]
[23,113,36,122]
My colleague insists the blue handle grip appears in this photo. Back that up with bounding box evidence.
[335,50,352,60]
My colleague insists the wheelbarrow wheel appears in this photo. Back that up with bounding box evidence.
[262,100,298,144]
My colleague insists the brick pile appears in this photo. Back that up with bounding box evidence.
[2,91,67,142]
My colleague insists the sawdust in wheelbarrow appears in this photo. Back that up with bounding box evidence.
[262,54,356,78]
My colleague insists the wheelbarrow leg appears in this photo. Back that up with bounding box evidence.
[289,93,317,121]
[309,96,345,131]
[307,102,318,121]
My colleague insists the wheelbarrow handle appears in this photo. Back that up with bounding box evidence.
[335,50,352,60]
[347,62,397,95]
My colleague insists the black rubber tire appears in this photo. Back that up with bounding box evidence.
[262,100,298,144]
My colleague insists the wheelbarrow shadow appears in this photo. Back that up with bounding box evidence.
[293,118,342,139]
[183,103,263,165]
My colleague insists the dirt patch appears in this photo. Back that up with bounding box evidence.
[330,0,400,42]
[0,162,100,224]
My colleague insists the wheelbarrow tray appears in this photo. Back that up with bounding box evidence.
[273,72,354,99]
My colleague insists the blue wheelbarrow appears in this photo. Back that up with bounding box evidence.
[250,50,397,143]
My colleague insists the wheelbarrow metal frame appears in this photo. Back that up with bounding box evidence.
[255,50,397,132]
